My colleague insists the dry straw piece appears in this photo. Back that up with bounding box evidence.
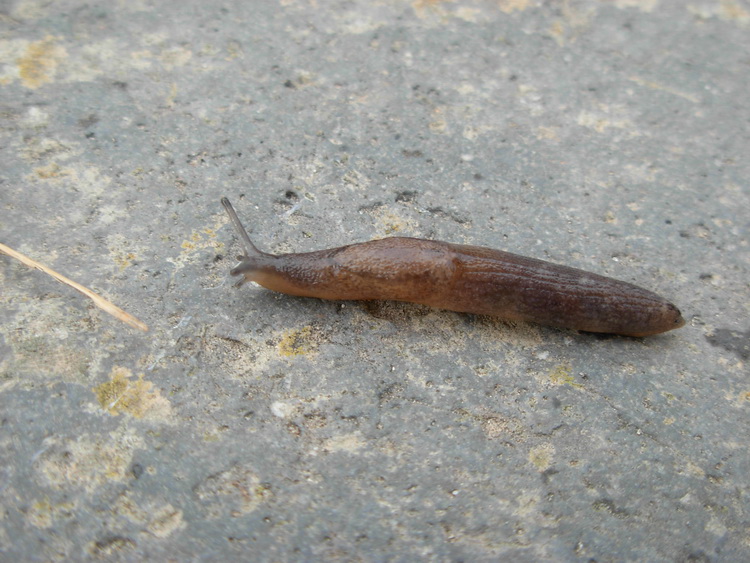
[0,242,148,332]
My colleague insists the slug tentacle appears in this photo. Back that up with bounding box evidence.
[221,197,264,259]
[221,198,684,337]
[221,197,275,287]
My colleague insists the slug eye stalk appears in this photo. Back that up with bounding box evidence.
[221,197,262,259]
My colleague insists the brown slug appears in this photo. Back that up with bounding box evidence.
[221,198,684,337]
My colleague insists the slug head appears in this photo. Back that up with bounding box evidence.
[222,197,273,287]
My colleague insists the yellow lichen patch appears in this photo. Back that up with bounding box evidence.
[528,443,555,471]
[548,363,583,389]
[86,535,135,558]
[278,326,318,356]
[180,227,220,250]
[322,433,366,453]
[107,233,143,273]
[17,36,67,89]
[726,390,750,407]
[412,0,452,19]
[157,46,192,69]
[536,126,559,140]
[378,212,409,234]
[364,207,417,236]
[20,136,72,162]
[171,222,224,272]
[614,0,659,11]
[27,498,75,529]
[428,105,449,133]
[113,493,185,538]
[36,427,144,491]
[146,505,185,538]
[114,252,136,271]
[93,366,172,421]
[480,414,525,441]
[33,162,68,179]
[719,0,750,23]
[604,210,618,224]
[548,20,566,46]
[27,499,53,528]
[498,0,532,13]
[7,330,91,384]
[29,162,111,201]
[194,464,270,518]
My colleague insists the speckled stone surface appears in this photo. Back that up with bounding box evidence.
[1,1,748,561]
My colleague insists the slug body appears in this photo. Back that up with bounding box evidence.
[222,198,684,337]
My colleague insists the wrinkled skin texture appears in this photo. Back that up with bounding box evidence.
[231,236,684,337]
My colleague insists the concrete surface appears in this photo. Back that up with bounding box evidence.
[1,0,749,561]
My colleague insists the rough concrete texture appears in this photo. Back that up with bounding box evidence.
[1,0,748,561]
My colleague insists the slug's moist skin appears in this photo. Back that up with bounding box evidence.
[222,198,684,337]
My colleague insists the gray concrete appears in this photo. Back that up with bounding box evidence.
[1,1,748,561]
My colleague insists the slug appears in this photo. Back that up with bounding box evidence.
[221,198,684,337]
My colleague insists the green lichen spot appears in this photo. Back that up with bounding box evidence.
[278,326,317,356]
[93,366,171,420]
[548,363,583,389]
